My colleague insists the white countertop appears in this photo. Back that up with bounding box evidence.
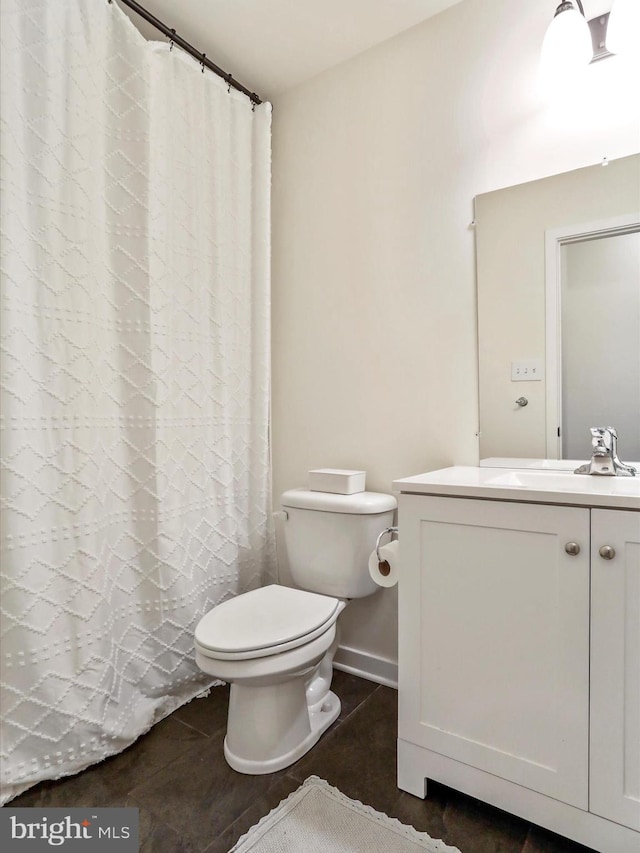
[393,465,640,510]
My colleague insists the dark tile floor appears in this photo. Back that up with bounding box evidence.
[10,672,595,853]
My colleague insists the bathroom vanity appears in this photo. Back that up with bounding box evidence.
[394,463,640,853]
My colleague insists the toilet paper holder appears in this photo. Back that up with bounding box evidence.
[375,526,398,563]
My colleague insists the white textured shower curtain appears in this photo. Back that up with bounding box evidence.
[0,0,273,803]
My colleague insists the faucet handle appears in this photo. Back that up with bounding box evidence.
[606,427,637,476]
[577,426,635,476]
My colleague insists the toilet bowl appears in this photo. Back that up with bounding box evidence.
[194,584,347,774]
[194,486,397,774]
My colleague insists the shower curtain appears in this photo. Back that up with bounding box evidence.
[0,0,273,803]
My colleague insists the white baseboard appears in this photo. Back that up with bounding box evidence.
[333,644,398,689]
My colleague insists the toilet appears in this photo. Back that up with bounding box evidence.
[194,487,396,774]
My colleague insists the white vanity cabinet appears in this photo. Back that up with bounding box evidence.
[590,509,640,832]
[395,467,640,853]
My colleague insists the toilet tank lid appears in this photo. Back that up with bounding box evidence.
[281,488,397,514]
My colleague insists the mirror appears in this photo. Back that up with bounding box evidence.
[475,154,640,462]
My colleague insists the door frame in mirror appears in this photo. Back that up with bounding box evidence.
[544,213,640,458]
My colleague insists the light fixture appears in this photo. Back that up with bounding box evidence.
[606,0,640,57]
[540,1,593,90]
[541,0,640,88]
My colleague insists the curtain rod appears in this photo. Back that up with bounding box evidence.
[112,0,263,105]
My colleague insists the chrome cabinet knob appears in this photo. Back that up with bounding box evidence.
[565,542,580,556]
[599,545,616,560]
[515,397,528,407]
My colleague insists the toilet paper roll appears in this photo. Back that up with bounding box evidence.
[368,540,400,588]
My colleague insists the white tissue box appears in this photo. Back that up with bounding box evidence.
[308,468,366,495]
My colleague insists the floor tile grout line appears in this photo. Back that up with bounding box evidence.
[330,684,384,732]
[171,715,226,739]
[334,682,385,728]
[199,773,302,853]
[123,733,226,829]
[126,785,208,850]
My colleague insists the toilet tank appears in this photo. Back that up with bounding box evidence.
[280,489,397,598]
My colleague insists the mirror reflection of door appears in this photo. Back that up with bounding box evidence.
[475,154,640,461]
[561,230,640,460]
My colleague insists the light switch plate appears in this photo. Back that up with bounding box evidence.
[511,360,543,381]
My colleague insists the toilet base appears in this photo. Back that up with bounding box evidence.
[224,688,341,775]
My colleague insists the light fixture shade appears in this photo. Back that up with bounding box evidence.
[607,0,640,56]
[540,3,592,89]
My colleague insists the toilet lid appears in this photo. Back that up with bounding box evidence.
[195,585,342,658]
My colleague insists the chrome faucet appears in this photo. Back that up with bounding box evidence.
[574,427,637,476]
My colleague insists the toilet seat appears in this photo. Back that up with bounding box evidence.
[195,585,342,661]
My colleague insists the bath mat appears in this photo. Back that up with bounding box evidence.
[228,776,461,853]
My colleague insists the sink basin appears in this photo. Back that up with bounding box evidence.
[484,470,640,495]
[480,457,584,471]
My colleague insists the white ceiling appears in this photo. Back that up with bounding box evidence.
[120,0,464,101]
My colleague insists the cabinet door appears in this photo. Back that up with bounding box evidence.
[398,495,590,808]
[590,508,640,830]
